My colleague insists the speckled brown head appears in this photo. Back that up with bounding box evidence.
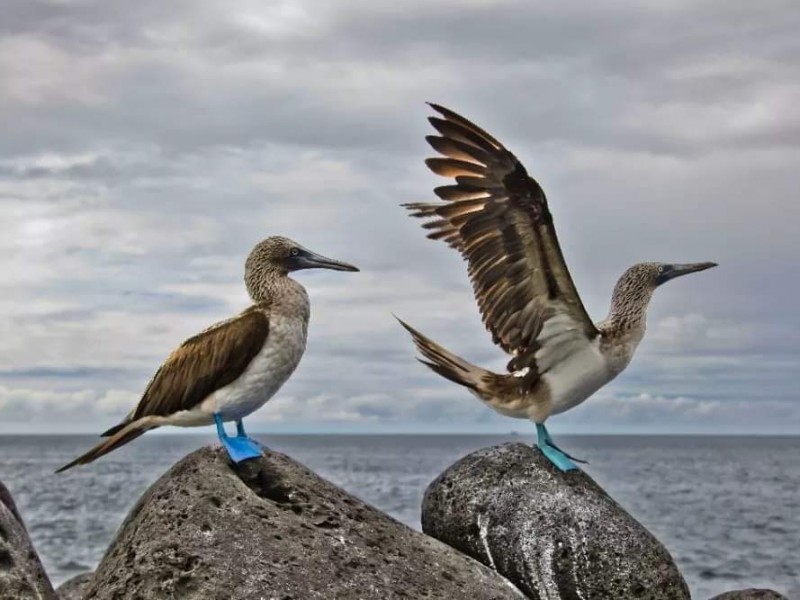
[618,261,717,290]
[245,236,358,300]
[609,261,717,323]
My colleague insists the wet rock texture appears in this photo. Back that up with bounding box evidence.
[85,446,524,600]
[0,479,57,600]
[422,443,691,600]
[708,590,787,599]
[55,572,93,600]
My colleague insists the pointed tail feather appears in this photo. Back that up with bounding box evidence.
[101,408,136,436]
[100,421,127,437]
[56,418,158,473]
[396,317,500,396]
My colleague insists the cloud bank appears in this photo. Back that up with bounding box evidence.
[1,0,798,433]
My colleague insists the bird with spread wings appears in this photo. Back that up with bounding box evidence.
[399,104,716,471]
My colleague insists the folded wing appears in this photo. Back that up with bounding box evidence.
[131,307,270,420]
[56,308,269,472]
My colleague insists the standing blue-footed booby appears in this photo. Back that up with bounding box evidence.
[400,104,716,472]
[56,236,358,473]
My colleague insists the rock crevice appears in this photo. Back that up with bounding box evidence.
[0,480,57,600]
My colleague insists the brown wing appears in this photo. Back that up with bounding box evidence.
[130,307,270,419]
[405,104,598,368]
[56,308,269,472]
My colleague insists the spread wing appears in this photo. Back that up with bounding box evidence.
[405,104,598,370]
[129,307,270,421]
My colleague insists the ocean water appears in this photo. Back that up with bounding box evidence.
[0,434,797,599]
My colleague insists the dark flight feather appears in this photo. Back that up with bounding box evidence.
[406,104,599,370]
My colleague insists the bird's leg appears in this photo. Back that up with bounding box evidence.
[536,423,580,472]
[237,419,270,452]
[213,413,262,463]
[539,425,588,464]
[214,412,229,439]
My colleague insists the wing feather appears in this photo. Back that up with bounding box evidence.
[130,307,270,419]
[405,104,598,370]
[425,158,487,178]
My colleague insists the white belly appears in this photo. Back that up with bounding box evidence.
[543,338,614,416]
[205,315,308,422]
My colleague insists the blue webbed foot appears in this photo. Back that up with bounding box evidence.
[539,442,579,472]
[214,414,263,463]
[542,436,589,465]
[221,435,263,463]
[536,423,581,472]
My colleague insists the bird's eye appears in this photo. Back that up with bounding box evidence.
[658,266,664,273]
[290,248,300,257]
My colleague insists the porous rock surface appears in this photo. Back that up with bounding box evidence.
[422,443,691,600]
[708,590,787,599]
[0,481,23,528]
[55,572,93,600]
[85,446,524,599]
[0,479,57,600]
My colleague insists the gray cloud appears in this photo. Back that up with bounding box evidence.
[0,0,798,433]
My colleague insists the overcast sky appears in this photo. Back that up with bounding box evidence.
[1,0,798,435]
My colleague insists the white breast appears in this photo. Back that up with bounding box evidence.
[541,337,614,416]
[210,314,308,422]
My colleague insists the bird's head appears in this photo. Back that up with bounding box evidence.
[614,262,717,297]
[246,236,359,275]
[628,261,718,290]
[245,236,358,299]
[610,261,717,322]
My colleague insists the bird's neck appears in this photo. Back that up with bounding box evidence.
[604,287,653,338]
[594,289,652,374]
[246,265,281,303]
[246,269,309,320]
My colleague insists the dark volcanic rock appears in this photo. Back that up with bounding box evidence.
[86,446,524,600]
[0,481,23,528]
[709,590,787,599]
[422,443,690,600]
[0,480,57,600]
[56,572,93,600]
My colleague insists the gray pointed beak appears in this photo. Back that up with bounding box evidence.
[658,262,717,284]
[293,249,359,272]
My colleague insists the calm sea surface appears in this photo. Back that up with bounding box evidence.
[0,434,797,598]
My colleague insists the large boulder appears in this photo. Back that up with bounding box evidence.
[422,443,690,600]
[0,480,57,600]
[708,590,787,599]
[85,446,525,599]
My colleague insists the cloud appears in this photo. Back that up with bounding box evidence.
[0,0,798,433]
[0,386,136,421]
[559,392,800,434]
[647,314,758,354]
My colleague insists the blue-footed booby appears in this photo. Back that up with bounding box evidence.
[400,104,716,472]
[57,236,358,473]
